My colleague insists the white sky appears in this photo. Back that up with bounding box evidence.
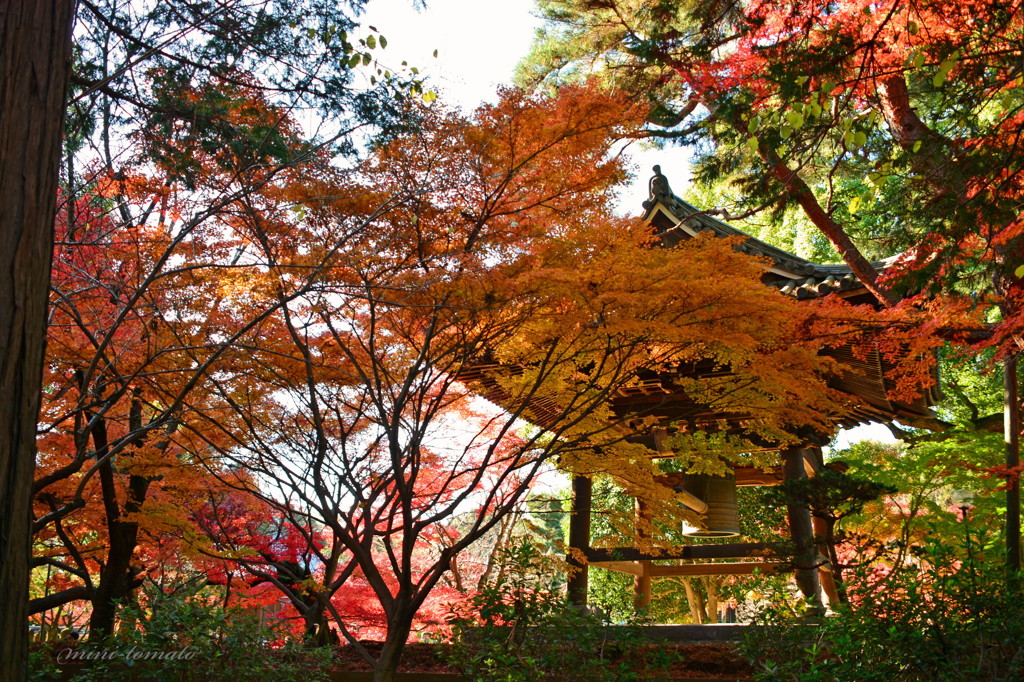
[829,422,896,453]
[361,0,539,111]
[360,0,692,213]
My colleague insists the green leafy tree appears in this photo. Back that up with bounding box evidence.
[769,468,895,602]
[520,1,1024,328]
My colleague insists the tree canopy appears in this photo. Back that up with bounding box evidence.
[522,0,1024,347]
[11,1,1024,681]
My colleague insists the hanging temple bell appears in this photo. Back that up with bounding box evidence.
[679,473,740,538]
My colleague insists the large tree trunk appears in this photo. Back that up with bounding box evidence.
[302,595,337,647]
[0,2,74,679]
[782,447,825,616]
[87,407,154,638]
[373,614,413,682]
[87,473,150,637]
[702,577,719,624]
[754,143,896,306]
[682,578,706,624]
[876,73,966,202]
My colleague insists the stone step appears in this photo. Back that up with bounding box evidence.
[607,623,751,642]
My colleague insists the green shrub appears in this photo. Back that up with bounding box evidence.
[443,538,675,681]
[743,533,1024,681]
[31,587,333,682]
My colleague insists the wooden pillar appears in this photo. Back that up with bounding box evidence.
[567,474,592,606]
[635,567,652,611]
[1006,355,1021,588]
[634,498,652,611]
[803,447,841,606]
[782,445,824,615]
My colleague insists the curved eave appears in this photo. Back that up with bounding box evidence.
[644,195,894,304]
[641,178,940,427]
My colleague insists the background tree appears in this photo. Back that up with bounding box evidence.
[29,0,444,640]
[769,467,896,602]
[520,0,1024,315]
[20,0,423,666]
[30,68,407,639]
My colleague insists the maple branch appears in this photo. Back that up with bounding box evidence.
[32,498,86,535]
[29,586,92,616]
[752,139,897,306]
[30,557,89,581]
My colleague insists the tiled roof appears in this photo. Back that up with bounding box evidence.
[454,168,942,443]
[640,166,940,428]
[642,166,892,302]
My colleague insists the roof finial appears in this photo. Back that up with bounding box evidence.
[649,165,672,201]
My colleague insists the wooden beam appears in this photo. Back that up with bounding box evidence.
[678,488,709,513]
[647,562,785,577]
[655,467,784,489]
[587,560,785,578]
[586,542,770,563]
[595,561,645,576]
[735,466,784,486]
[651,473,710,511]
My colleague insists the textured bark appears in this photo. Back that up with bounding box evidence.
[88,404,155,637]
[812,514,843,606]
[757,144,897,306]
[373,611,413,682]
[88,465,152,637]
[702,577,719,624]
[0,2,74,678]
[699,90,897,306]
[682,578,704,623]
[876,74,966,201]
[28,586,90,615]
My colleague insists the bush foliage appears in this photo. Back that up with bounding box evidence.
[30,586,332,682]
[744,533,1024,681]
[443,538,677,681]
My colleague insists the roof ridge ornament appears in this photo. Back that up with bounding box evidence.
[643,164,675,206]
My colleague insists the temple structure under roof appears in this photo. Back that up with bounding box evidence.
[462,166,943,618]
[571,168,943,616]
[641,165,940,432]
